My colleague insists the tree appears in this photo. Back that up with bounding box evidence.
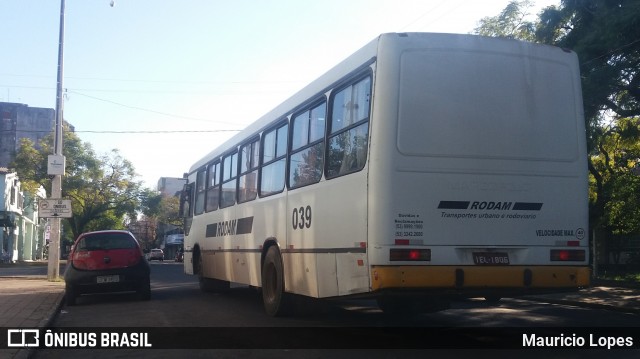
[11,127,144,240]
[474,0,640,257]
[12,138,45,195]
[535,0,640,234]
[138,188,183,248]
[474,0,538,41]
[590,118,640,236]
[65,149,141,238]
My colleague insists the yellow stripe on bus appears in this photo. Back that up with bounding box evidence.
[371,266,590,290]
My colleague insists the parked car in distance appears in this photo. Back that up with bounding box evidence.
[149,248,164,261]
[64,230,150,306]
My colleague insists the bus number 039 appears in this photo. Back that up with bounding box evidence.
[292,206,312,230]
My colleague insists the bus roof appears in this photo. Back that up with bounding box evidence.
[188,32,575,174]
[188,33,384,173]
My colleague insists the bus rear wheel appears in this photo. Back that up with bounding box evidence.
[262,246,290,317]
[195,251,229,293]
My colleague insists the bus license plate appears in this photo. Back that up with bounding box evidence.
[96,275,120,284]
[473,252,509,265]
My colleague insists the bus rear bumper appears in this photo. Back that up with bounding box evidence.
[371,265,590,293]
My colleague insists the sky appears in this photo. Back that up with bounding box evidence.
[0,0,559,189]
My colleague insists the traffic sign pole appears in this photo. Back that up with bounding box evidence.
[48,0,65,282]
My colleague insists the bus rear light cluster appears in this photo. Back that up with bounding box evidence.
[390,248,431,261]
[394,239,424,245]
[550,249,585,262]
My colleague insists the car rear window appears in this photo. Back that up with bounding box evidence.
[76,233,137,251]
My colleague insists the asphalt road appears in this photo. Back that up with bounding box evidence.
[31,261,640,358]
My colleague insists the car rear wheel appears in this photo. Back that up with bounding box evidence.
[138,280,151,301]
[65,286,77,306]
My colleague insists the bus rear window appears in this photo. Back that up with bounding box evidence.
[397,49,579,162]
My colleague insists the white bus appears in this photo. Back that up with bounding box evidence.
[181,32,590,316]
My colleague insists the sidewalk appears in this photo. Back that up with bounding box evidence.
[0,261,66,359]
[0,261,639,359]
[524,284,640,314]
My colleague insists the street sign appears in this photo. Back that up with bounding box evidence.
[38,199,73,218]
[47,155,66,175]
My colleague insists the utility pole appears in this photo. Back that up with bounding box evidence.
[48,0,66,281]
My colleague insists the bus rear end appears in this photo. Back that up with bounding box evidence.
[367,33,589,311]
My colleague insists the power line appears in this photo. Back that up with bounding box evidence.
[78,129,241,134]
[0,72,303,86]
[582,38,640,65]
[1,129,240,134]
[66,90,240,125]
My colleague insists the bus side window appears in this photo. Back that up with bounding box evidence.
[221,152,238,208]
[205,162,220,212]
[289,101,326,189]
[239,139,259,203]
[327,76,371,178]
[194,169,206,215]
[260,122,288,196]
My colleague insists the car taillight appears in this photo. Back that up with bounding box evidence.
[71,251,91,270]
[127,250,141,266]
[550,249,585,261]
[390,248,431,261]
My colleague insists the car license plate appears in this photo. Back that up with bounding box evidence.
[96,275,120,284]
[473,252,510,265]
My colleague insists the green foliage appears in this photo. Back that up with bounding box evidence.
[12,138,45,194]
[65,149,141,238]
[140,188,182,227]
[475,0,640,238]
[591,118,640,235]
[139,188,163,218]
[537,0,640,130]
[599,271,640,283]
[10,128,144,240]
[474,0,538,41]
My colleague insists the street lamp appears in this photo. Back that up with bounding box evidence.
[47,0,114,281]
[47,0,66,281]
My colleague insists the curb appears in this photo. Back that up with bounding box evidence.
[521,296,640,315]
[20,293,65,359]
[9,281,66,359]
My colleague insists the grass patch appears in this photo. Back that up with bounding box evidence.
[597,272,640,282]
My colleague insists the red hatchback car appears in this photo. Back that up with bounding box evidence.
[64,230,150,305]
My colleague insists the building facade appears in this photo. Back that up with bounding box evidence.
[156,177,186,260]
[157,177,186,197]
[0,168,46,262]
[0,102,55,168]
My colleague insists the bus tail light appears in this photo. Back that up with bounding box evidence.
[550,249,585,261]
[390,249,431,261]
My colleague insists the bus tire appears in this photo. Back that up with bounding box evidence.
[262,246,289,317]
[195,251,229,293]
